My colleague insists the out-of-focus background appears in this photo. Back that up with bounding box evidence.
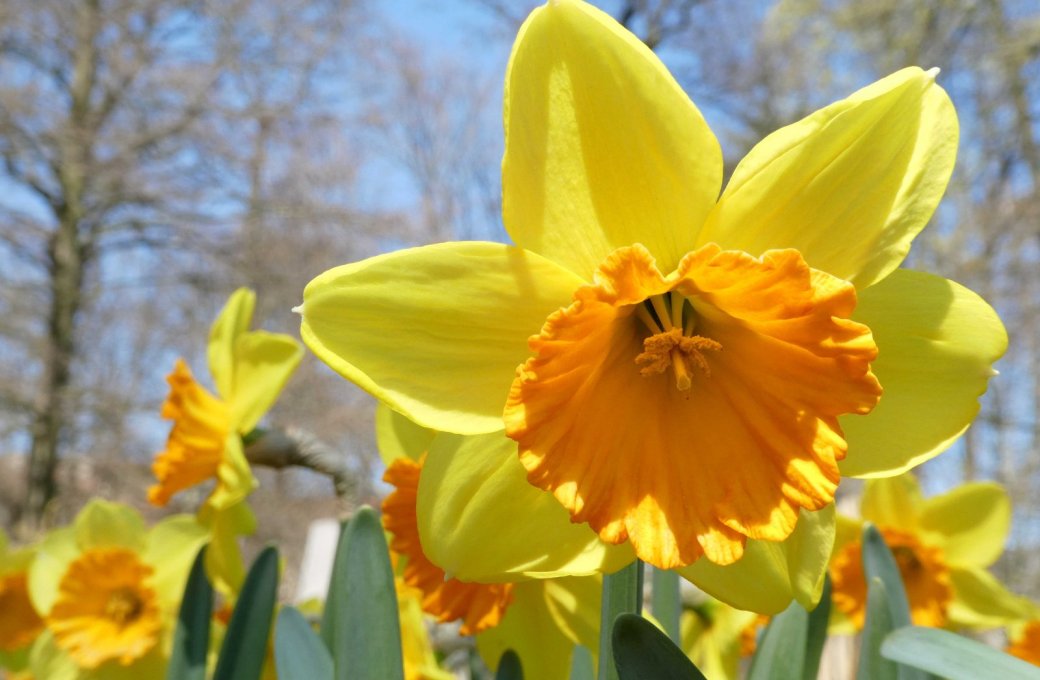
[1,0,1038,599]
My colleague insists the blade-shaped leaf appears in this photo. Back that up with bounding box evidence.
[882,627,1040,680]
[803,574,832,680]
[612,613,708,680]
[167,546,213,680]
[570,645,595,680]
[213,545,279,680]
[496,649,523,680]
[651,567,681,644]
[328,506,403,680]
[857,578,898,680]
[598,560,643,680]
[275,606,334,680]
[747,599,808,680]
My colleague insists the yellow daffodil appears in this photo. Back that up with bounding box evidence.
[27,500,206,680]
[681,598,762,680]
[300,0,1004,610]
[149,288,302,593]
[0,530,45,676]
[829,473,1032,630]
[1008,619,1040,666]
[395,579,459,680]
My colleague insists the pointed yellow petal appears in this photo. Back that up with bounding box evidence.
[208,434,257,511]
[28,527,78,616]
[144,515,209,611]
[503,0,721,279]
[700,67,957,288]
[208,288,256,400]
[200,502,255,597]
[947,567,1035,629]
[919,482,1010,568]
[477,577,601,680]
[839,270,1007,477]
[300,242,582,434]
[375,402,434,465]
[416,430,633,581]
[860,474,923,530]
[73,499,147,553]
[28,632,79,680]
[227,331,303,432]
[678,504,835,614]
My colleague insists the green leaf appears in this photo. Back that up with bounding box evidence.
[803,574,831,680]
[496,650,523,680]
[321,519,349,653]
[275,606,334,680]
[598,560,644,680]
[570,645,595,680]
[651,567,681,644]
[327,506,403,680]
[167,546,213,680]
[882,627,1040,680]
[747,599,808,680]
[213,545,279,680]
[857,578,898,680]
[612,613,708,680]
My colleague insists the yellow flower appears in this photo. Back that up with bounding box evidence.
[1007,620,1040,666]
[299,0,1004,610]
[0,530,45,675]
[395,579,457,680]
[829,474,1033,630]
[382,455,515,635]
[27,500,206,680]
[148,288,302,593]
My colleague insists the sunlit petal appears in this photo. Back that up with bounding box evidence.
[208,288,256,401]
[919,482,1011,568]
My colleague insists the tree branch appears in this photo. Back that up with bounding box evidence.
[244,426,356,499]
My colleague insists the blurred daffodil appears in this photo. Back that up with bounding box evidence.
[27,500,206,680]
[681,598,762,680]
[301,0,1003,607]
[0,530,45,675]
[830,474,1032,630]
[1007,619,1040,666]
[395,579,458,680]
[149,288,302,593]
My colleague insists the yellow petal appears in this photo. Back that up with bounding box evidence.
[375,402,434,465]
[839,270,1007,477]
[416,430,633,582]
[919,482,1010,568]
[73,499,147,553]
[200,502,254,597]
[860,474,923,530]
[947,567,1035,629]
[228,331,303,432]
[699,67,957,289]
[28,527,77,616]
[300,242,582,435]
[144,515,209,611]
[678,504,835,614]
[208,434,258,511]
[209,288,256,401]
[477,577,600,680]
[503,0,721,279]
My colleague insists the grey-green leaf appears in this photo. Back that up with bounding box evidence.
[328,506,403,680]
[167,545,212,680]
[570,645,595,680]
[803,575,832,680]
[275,606,334,680]
[213,545,280,680]
[496,649,524,680]
[747,599,808,680]
[883,626,1040,679]
[612,613,709,680]
[857,578,898,680]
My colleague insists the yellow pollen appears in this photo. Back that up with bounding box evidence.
[636,327,722,391]
[104,588,143,626]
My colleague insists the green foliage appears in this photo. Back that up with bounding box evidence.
[274,607,333,680]
[611,613,708,680]
[882,627,1040,680]
[857,578,898,680]
[747,575,831,680]
[570,645,595,680]
[598,560,644,680]
[495,649,524,680]
[213,545,280,680]
[168,546,213,680]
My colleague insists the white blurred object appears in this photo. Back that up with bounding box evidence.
[296,518,341,602]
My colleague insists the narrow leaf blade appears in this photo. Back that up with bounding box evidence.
[857,578,898,680]
[747,599,808,680]
[213,546,280,680]
[882,627,1040,680]
[495,649,524,680]
[275,606,334,680]
[167,546,213,680]
[803,574,832,680]
[612,613,708,680]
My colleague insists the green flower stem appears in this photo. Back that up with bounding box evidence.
[598,560,645,680]
[650,567,681,644]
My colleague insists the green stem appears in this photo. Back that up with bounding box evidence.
[597,560,644,680]
[651,567,681,644]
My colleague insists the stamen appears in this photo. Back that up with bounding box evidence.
[635,304,663,335]
[635,326,722,391]
[650,295,673,330]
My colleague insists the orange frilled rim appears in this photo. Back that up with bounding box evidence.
[1008,620,1040,666]
[0,571,44,652]
[830,526,953,628]
[47,547,162,669]
[148,359,230,506]
[382,456,514,635]
[505,243,881,570]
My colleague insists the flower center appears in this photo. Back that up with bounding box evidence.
[104,587,144,626]
[634,292,721,390]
